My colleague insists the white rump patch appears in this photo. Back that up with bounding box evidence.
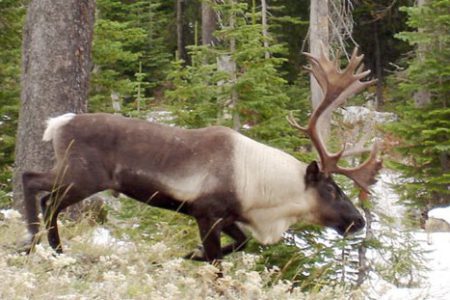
[42,113,76,142]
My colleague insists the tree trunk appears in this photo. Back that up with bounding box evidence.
[261,0,270,59]
[413,0,431,108]
[373,21,384,107]
[201,0,217,46]
[357,191,373,286]
[229,0,240,131]
[13,0,95,207]
[176,0,186,61]
[309,0,330,140]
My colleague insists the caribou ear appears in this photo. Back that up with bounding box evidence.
[305,161,322,184]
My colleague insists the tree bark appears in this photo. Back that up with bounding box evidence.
[413,0,431,108]
[357,191,373,286]
[201,0,217,46]
[309,0,330,140]
[229,0,240,131]
[261,0,270,59]
[176,0,186,61]
[13,0,95,207]
[373,21,384,107]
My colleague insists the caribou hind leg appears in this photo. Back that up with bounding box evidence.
[23,167,107,254]
[22,171,56,251]
[41,174,107,253]
[41,187,94,253]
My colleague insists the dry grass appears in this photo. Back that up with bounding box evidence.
[0,209,359,300]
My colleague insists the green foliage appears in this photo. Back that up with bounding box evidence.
[373,215,427,288]
[114,196,200,252]
[247,225,373,291]
[0,0,25,202]
[165,1,308,153]
[353,0,413,71]
[165,45,229,127]
[263,0,309,83]
[248,229,332,290]
[90,0,172,113]
[387,0,450,208]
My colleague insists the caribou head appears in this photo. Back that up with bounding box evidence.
[287,46,382,235]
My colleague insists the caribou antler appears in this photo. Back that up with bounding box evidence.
[288,45,382,192]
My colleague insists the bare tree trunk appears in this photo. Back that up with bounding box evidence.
[176,0,186,61]
[373,21,384,107]
[413,0,431,108]
[261,0,270,59]
[357,191,373,286]
[13,0,95,208]
[229,0,240,131]
[309,0,330,140]
[202,0,217,46]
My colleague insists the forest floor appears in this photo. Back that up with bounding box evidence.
[0,207,352,300]
[1,206,449,299]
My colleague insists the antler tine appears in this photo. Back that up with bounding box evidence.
[286,111,307,132]
[335,143,383,192]
[288,46,382,192]
[302,52,328,92]
[345,48,363,73]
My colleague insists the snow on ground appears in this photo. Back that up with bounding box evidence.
[366,170,450,300]
[0,208,22,220]
[365,231,450,300]
[418,232,450,300]
[428,207,450,225]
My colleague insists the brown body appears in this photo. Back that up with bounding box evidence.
[22,113,364,262]
[22,47,380,263]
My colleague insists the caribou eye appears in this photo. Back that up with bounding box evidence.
[326,185,335,193]
[325,185,337,200]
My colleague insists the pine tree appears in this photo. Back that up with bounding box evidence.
[0,0,24,206]
[165,0,298,149]
[90,0,172,113]
[388,0,450,208]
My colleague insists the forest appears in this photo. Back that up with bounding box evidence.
[0,0,449,299]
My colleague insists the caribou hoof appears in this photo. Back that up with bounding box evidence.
[18,241,35,255]
[184,245,206,261]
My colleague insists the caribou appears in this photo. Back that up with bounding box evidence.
[22,47,381,263]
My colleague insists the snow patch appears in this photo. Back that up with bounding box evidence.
[0,209,22,220]
[90,227,136,254]
[366,232,450,300]
[146,110,175,125]
[428,206,450,225]
[420,232,450,299]
[91,227,115,246]
[372,170,406,227]
[363,170,450,299]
